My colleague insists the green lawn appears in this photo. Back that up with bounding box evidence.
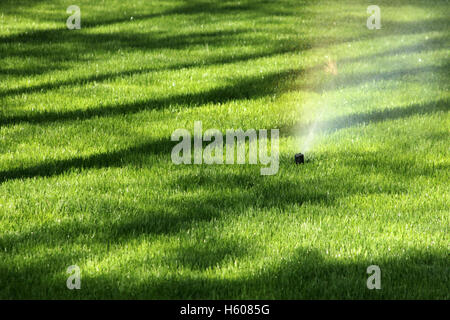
[0,0,448,299]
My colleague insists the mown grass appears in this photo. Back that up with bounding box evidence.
[0,0,448,299]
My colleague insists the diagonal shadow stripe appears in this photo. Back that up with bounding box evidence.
[1,99,447,184]
[0,69,300,127]
[284,99,449,137]
[0,137,172,184]
[0,46,300,98]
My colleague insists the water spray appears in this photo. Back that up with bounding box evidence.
[295,57,338,165]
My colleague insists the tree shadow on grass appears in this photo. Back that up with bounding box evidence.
[313,16,449,49]
[1,0,295,31]
[4,32,444,99]
[1,29,254,69]
[328,63,449,92]
[284,99,449,138]
[9,0,270,30]
[0,151,412,252]
[0,249,87,299]
[0,169,333,250]
[3,29,250,53]
[0,148,446,298]
[336,35,449,66]
[4,60,444,128]
[1,245,447,299]
[1,98,446,185]
[0,45,301,99]
[0,124,445,298]
[0,0,305,65]
[0,137,172,183]
[1,95,444,257]
[0,68,301,127]
[147,247,449,299]
[82,0,269,28]
[167,238,252,272]
[1,0,448,300]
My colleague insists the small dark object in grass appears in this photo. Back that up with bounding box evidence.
[295,153,304,164]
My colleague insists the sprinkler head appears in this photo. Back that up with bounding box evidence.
[295,153,304,164]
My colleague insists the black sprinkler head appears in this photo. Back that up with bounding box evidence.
[295,153,304,164]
